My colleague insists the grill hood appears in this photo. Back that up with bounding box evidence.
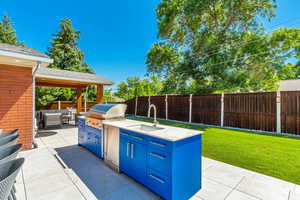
[87,104,127,119]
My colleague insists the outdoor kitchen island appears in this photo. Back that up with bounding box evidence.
[102,119,202,200]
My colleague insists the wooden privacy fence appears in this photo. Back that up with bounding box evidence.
[125,91,300,136]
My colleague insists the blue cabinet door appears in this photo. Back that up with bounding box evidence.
[120,137,132,176]
[94,132,102,158]
[85,127,102,159]
[129,141,147,182]
[90,131,97,155]
[120,135,147,183]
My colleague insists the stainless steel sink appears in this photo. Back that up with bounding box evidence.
[128,124,164,131]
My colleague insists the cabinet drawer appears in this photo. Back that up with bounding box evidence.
[148,137,172,152]
[119,128,132,135]
[86,126,97,133]
[148,148,171,176]
[120,131,131,139]
[120,129,146,144]
[146,169,171,200]
[130,131,146,143]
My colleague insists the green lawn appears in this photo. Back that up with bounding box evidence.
[128,116,300,185]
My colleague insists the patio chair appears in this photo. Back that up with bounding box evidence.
[43,113,63,128]
[0,136,19,149]
[0,144,22,199]
[0,139,20,199]
[0,158,24,200]
[0,145,22,165]
[0,130,18,138]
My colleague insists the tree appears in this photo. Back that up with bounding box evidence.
[146,0,300,94]
[47,18,93,73]
[0,14,24,46]
[115,76,163,100]
[37,18,94,107]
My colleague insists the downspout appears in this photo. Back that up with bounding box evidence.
[32,61,41,149]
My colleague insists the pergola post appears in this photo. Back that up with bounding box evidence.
[96,84,104,104]
[77,87,84,113]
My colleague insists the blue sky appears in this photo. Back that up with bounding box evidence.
[0,0,299,90]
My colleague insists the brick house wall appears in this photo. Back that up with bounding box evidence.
[0,64,33,150]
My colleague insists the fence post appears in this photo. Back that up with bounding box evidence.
[189,94,193,123]
[134,97,138,116]
[165,94,168,120]
[58,101,61,110]
[220,93,224,127]
[276,91,281,134]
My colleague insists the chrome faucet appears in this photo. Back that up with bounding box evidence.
[148,104,159,127]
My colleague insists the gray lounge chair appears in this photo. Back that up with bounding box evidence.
[0,145,22,165]
[0,144,22,199]
[0,130,18,138]
[0,137,19,149]
[0,158,24,200]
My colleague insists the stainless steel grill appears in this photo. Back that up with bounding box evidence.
[85,104,127,129]
[88,104,127,119]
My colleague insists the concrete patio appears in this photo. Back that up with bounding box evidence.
[15,126,299,200]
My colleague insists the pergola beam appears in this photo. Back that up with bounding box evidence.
[36,82,88,88]
[96,84,104,104]
[76,87,84,113]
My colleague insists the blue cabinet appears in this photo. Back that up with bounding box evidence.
[119,129,202,200]
[78,118,103,159]
[85,126,103,159]
[120,133,147,183]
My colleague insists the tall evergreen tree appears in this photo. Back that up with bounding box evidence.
[47,18,93,73]
[0,14,24,46]
[37,18,94,108]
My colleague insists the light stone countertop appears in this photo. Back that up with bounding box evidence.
[102,119,202,141]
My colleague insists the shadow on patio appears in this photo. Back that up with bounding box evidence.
[54,145,159,200]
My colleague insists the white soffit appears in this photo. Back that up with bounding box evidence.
[0,49,53,67]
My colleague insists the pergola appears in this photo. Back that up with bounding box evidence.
[35,67,112,113]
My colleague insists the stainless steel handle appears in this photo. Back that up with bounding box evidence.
[121,133,129,136]
[149,174,165,184]
[130,143,134,158]
[126,142,130,157]
[150,141,166,147]
[150,152,165,160]
[132,136,143,141]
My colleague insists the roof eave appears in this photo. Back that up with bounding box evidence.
[0,49,53,65]
[36,74,112,86]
